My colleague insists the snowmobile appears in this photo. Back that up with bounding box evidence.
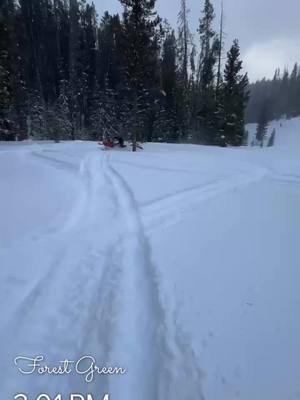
[99,137,143,150]
[99,137,127,150]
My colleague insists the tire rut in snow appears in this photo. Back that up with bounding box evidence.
[101,153,205,400]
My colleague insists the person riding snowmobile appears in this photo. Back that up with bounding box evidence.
[114,136,125,148]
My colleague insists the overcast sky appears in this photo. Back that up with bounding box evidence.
[92,0,300,82]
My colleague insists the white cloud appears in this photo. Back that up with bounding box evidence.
[243,38,300,82]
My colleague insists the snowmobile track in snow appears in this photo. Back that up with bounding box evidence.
[101,153,205,400]
[2,149,206,399]
[140,167,267,233]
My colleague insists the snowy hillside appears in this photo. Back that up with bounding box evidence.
[0,119,300,400]
[247,116,300,151]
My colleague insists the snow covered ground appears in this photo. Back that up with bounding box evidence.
[0,118,300,400]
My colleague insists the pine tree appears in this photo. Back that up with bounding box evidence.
[0,49,11,138]
[256,102,269,147]
[89,83,103,141]
[176,0,193,140]
[288,63,299,118]
[197,0,218,91]
[0,0,14,139]
[189,45,201,141]
[161,28,179,140]
[177,0,190,90]
[161,29,177,109]
[216,2,224,96]
[54,0,70,81]
[118,0,161,151]
[98,13,124,89]
[220,39,249,146]
[267,128,276,147]
[10,8,28,137]
[196,0,220,144]
[278,68,289,118]
[54,79,72,141]
[242,130,249,146]
[28,89,47,139]
[89,79,129,141]
[69,0,84,139]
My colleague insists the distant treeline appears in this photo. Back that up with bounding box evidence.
[246,64,300,123]
[0,0,249,147]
